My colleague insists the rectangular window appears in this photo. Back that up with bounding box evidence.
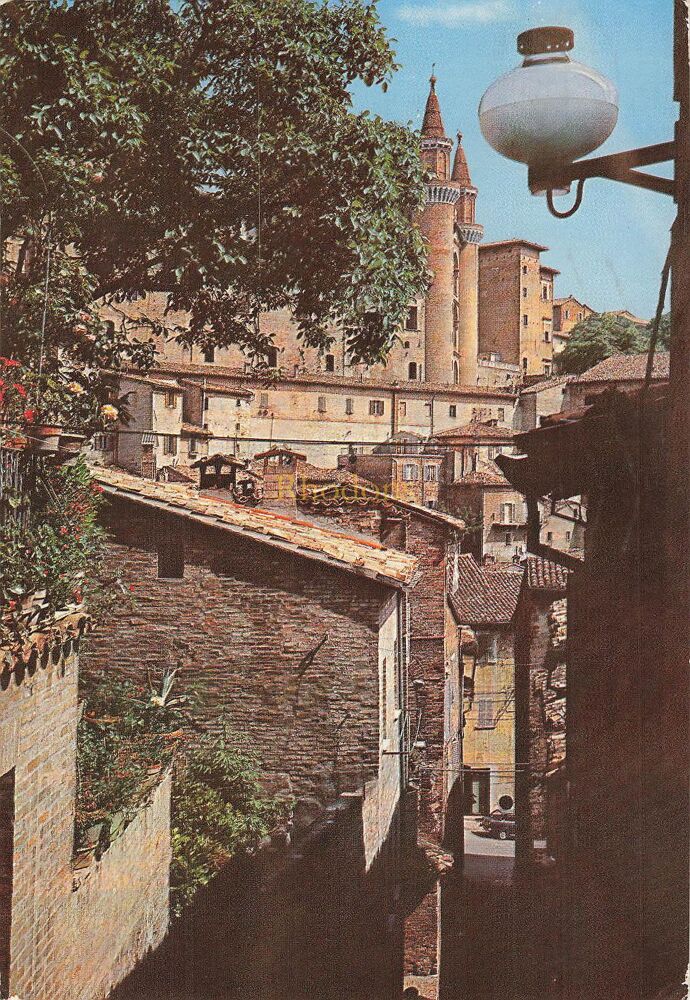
[163,434,177,456]
[405,305,418,331]
[544,329,551,343]
[266,346,278,368]
[188,436,199,457]
[523,314,529,327]
[566,531,571,542]
[423,464,438,482]
[522,287,528,298]
[546,531,553,543]
[501,502,515,522]
[345,397,354,415]
[449,404,457,418]
[476,699,495,730]
[505,532,512,546]
[565,309,570,319]
[369,400,385,416]
[164,391,177,408]
[260,392,269,409]
[203,396,210,411]
[203,346,215,363]
[317,395,327,413]
[158,531,184,579]
[399,401,407,417]
[497,407,505,421]
[522,264,528,275]
[325,354,335,372]
[544,362,552,376]
[402,464,418,481]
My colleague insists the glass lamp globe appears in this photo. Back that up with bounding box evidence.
[478,27,619,173]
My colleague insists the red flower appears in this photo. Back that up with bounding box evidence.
[129,584,137,592]
[91,484,104,494]
[59,526,69,536]
[23,408,38,423]
[13,383,26,398]
[0,357,19,368]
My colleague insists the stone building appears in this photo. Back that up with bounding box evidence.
[449,555,523,816]
[513,557,569,868]
[442,468,528,565]
[85,465,418,1000]
[0,612,171,1000]
[431,420,515,481]
[478,240,559,377]
[552,296,596,352]
[564,351,670,409]
[514,375,570,433]
[340,432,445,508]
[293,473,466,994]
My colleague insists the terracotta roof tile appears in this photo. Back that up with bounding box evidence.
[432,423,514,441]
[519,376,570,395]
[93,467,418,588]
[449,468,512,487]
[451,555,523,625]
[525,556,569,592]
[146,361,515,400]
[576,352,669,383]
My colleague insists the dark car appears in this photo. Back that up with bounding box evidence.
[481,810,516,840]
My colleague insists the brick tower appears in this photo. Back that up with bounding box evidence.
[419,75,482,385]
[452,131,483,385]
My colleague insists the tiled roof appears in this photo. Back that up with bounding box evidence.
[93,467,418,588]
[519,376,570,395]
[179,377,253,398]
[306,480,466,531]
[525,556,569,592]
[432,423,514,441]
[449,468,512,487]
[576,352,669,383]
[480,239,548,253]
[146,361,515,400]
[451,555,523,625]
[608,309,649,327]
[120,373,183,392]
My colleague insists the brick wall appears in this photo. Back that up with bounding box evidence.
[298,497,462,981]
[85,497,394,816]
[0,622,170,1000]
[67,775,171,1000]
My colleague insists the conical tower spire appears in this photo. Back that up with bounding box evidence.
[421,71,447,139]
[452,131,472,187]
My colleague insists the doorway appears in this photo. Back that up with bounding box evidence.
[463,768,490,816]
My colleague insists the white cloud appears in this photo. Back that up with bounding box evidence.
[397,0,513,26]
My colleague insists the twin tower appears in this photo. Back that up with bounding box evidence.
[419,75,483,386]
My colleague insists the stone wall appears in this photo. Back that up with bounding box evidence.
[0,619,170,1000]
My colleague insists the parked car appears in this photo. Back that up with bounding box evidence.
[481,810,516,840]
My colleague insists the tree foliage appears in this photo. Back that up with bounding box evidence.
[555,313,649,375]
[0,0,429,371]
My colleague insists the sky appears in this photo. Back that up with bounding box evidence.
[350,0,677,319]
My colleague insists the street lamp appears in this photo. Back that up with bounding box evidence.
[478,26,676,217]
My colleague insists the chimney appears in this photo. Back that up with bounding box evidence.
[255,447,306,508]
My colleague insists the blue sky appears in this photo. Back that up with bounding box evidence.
[351,0,676,318]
